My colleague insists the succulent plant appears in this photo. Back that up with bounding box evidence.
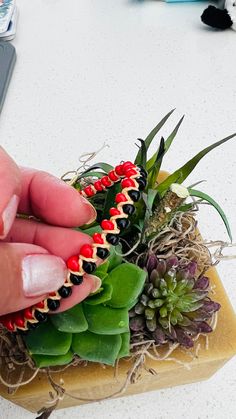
[129,254,220,348]
[22,111,235,367]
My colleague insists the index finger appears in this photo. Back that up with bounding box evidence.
[18,167,97,227]
[0,147,22,238]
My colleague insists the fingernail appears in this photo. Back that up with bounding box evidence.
[22,255,67,297]
[81,196,97,224]
[0,195,19,239]
[90,275,102,293]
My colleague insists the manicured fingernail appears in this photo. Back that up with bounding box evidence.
[22,255,67,297]
[90,275,102,293]
[0,195,19,239]
[81,196,97,224]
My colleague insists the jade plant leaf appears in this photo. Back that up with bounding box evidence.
[85,283,113,305]
[32,351,74,368]
[94,260,110,280]
[72,331,122,365]
[23,321,72,356]
[83,304,129,334]
[157,133,236,197]
[118,332,131,358]
[105,263,147,308]
[189,188,232,241]
[135,109,175,165]
[50,304,88,333]
[107,244,123,271]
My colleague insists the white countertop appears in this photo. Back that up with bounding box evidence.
[1,0,236,418]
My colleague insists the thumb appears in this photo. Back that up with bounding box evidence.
[0,243,67,316]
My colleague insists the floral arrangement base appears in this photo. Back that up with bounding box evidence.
[0,267,236,413]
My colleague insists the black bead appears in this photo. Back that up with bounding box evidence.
[136,177,147,191]
[96,247,110,260]
[106,233,120,246]
[58,286,72,298]
[82,261,96,274]
[116,218,131,230]
[27,322,39,331]
[137,165,147,179]
[47,299,60,311]
[122,204,135,215]
[34,310,48,323]
[128,189,141,202]
[70,273,84,285]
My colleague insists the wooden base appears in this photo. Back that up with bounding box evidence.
[0,267,236,413]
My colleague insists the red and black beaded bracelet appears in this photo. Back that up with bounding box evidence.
[0,162,147,333]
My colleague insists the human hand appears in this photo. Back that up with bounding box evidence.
[0,147,101,317]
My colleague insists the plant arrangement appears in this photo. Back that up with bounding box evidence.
[0,110,235,416]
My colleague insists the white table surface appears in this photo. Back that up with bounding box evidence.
[1,0,236,418]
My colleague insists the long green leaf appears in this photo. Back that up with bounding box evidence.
[157,133,236,196]
[135,138,147,167]
[149,137,165,188]
[189,188,232,242]
[134,109,175,165]
[147,115,185,171]
[79,162,113,177]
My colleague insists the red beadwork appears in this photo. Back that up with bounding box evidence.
[24,308,34,320]
[115,165,124,176]
[84,185,95,197]
[93,233,104,244]
[124,168,137,178]
[14,314,25,328]
[121,178,135,188]
[122,161,135,170]
[109,207,121,216]
[67,255,79,271]
[108,170,119,181]
[101,220,115,230]
[115,193,127,203]
[94,180,104,192]
[3,161,142,333]
[35,301,45,309]
[3,318,15,331]
[101,176,112,187]
[79,244,94,258]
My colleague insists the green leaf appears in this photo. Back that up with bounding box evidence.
[106,263,147,308]
[79,162,113,177]
[103,181,121,219]
[135,138,147,168]
[32,351,73,368]
[118,332,131,359]
[23,321,72,355]
[72,331,122,366]
[157,133,236,197]
[85,283,113,305]
[148,137,165,188]
[80,224,102,236]
[107,244,123,271]
[50,304,88,333]
[189,188,232,241]
[94,260,110,280]
[147,115,185,171]
[76,171,105,180]
[134,109,175,165]
[83,304,129,334]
